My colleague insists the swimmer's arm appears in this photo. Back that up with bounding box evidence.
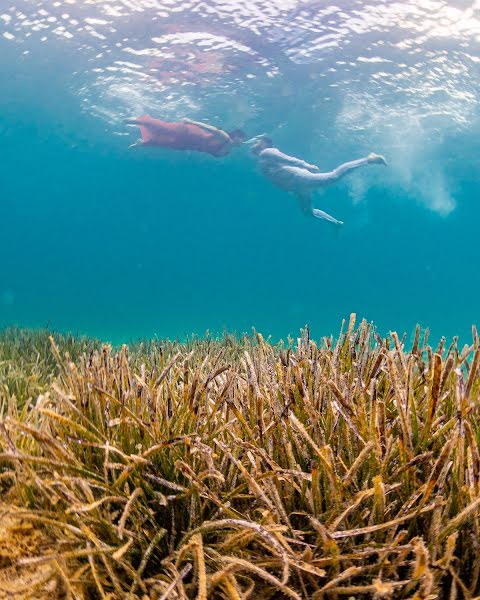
[260,148,319,171]
[181,118,230,141]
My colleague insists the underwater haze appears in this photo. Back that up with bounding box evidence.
[1,0,479,344]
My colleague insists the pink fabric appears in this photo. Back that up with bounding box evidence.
[135,115,229,157]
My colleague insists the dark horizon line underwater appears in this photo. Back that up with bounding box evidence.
[0,317,468,357]
[1,0,480,347]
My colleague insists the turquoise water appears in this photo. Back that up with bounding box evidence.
[1,1,479,344]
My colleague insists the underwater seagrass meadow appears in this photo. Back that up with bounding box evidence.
[2,0,480,598]
[2,320,480,599]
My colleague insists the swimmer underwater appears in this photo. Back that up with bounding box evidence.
[125,115,247,157]
[249,135,388,226]
[125,116,387,226]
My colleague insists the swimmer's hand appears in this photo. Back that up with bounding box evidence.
[368,153,388,166]
[307,164,320,172]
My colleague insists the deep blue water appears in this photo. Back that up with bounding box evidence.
[1,0,479,344]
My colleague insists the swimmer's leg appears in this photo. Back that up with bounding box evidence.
[128,138,144,149]
[327,154,388,182]
[282,153,388,189]
[296,192,313,216]
[296,194,343,226]
[124,116,171,134]
[124,115,172,146]
[311,208,344,227]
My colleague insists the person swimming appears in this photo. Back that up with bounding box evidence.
[125,115,247,157]
[249,135,388,226]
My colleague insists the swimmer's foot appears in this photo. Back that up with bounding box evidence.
[368,153,388,166]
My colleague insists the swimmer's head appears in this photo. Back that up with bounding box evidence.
[228,129,248,145]
[250,135,273,155]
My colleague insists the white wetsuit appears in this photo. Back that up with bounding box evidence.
[257,147,377,225]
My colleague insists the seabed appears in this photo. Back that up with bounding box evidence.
[0,315,479,599]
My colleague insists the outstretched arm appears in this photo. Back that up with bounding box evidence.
[260,148,319,172]
[181,118,230,141]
